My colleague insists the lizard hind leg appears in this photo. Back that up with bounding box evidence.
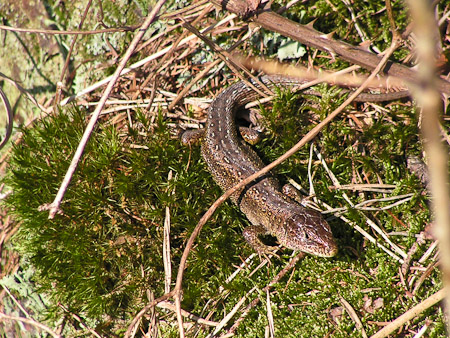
[238,127,262,145]
[180,129,205,146]
[282,183,305,204]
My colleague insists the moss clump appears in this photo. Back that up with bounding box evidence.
[1,108,245,335]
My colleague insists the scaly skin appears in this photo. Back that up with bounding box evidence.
[186,75,408,257]
[198,75,337,257]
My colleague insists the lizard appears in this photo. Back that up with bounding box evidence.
[182,75,408,257]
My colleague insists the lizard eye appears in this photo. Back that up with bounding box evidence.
[303,230,311,240]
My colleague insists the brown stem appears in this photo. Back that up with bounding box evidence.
[210,0,450,95]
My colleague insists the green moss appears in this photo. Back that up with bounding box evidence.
[2,91,444,336]
[1,0,445,336]
[1,107,244,335]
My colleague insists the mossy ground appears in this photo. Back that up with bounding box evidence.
[0,0,447,337]
[1,90,443,336]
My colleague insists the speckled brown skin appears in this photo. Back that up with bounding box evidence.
[185,75,408,257]
[185,75,336,257]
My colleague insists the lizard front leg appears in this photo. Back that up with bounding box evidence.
[242,225,279,257]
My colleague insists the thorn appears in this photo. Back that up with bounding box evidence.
[305,18,318,28]
[324,30,337,39]
[358,40,373,52]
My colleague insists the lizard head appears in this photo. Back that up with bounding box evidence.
[279,208,338,257]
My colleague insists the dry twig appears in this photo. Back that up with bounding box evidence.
[44,0,168,219]
[0,312,62,338]
[370,288,448,338]
[406,0,450,332]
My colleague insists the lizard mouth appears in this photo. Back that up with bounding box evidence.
[310,241,338,257]
[288,236,338,257]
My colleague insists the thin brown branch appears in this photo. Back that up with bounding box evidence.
[385,0,401,40]
[224,252,304,336]
[54,0,93,111]
[210,0,450,95]
[138,3,214,109]
[167,59,221,110]
[0,72,50,114]
[340,297,368,338]
[59,303,103,338]
[0,312,62,338]
[44,0,168,219]
[59,0,93,85]
[0,23,140,35]
[168,18,259,110]
[0,87,13,151]
[370,288,448,338]
[406,0,450,332]
[181,20,273,97]
[162,0,210,19]
[157,301,219,326]
[124,291,175,338]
